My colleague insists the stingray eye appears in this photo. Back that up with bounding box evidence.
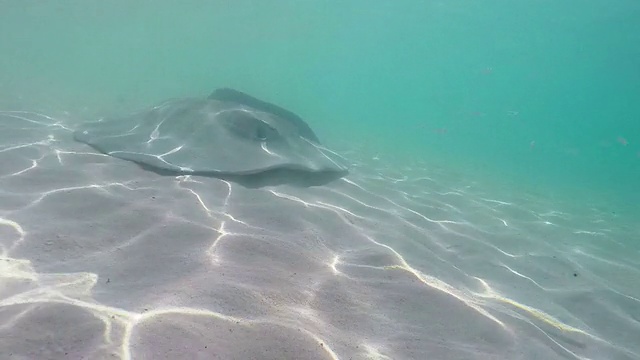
[256,126,268,141]
[254,122,279,141]
[221,110,280,141]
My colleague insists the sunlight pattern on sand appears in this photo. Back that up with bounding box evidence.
[1,111,639,359]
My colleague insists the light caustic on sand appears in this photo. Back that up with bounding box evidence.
[1,110,632,359]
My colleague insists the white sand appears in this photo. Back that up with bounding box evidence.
[1,109,638,360]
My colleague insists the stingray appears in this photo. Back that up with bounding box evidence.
[73,88,349,187]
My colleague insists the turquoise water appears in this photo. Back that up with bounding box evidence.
[1,1,639,358]
[2,1,638,212]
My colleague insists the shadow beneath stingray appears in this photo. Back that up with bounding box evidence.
[134,161,348,188]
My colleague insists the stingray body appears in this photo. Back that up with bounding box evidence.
[73,88,348,187]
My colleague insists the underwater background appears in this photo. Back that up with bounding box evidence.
[0,2,639,358]
[1,0,638,216]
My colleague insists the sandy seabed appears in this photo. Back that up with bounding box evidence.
[0,109,639,360]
